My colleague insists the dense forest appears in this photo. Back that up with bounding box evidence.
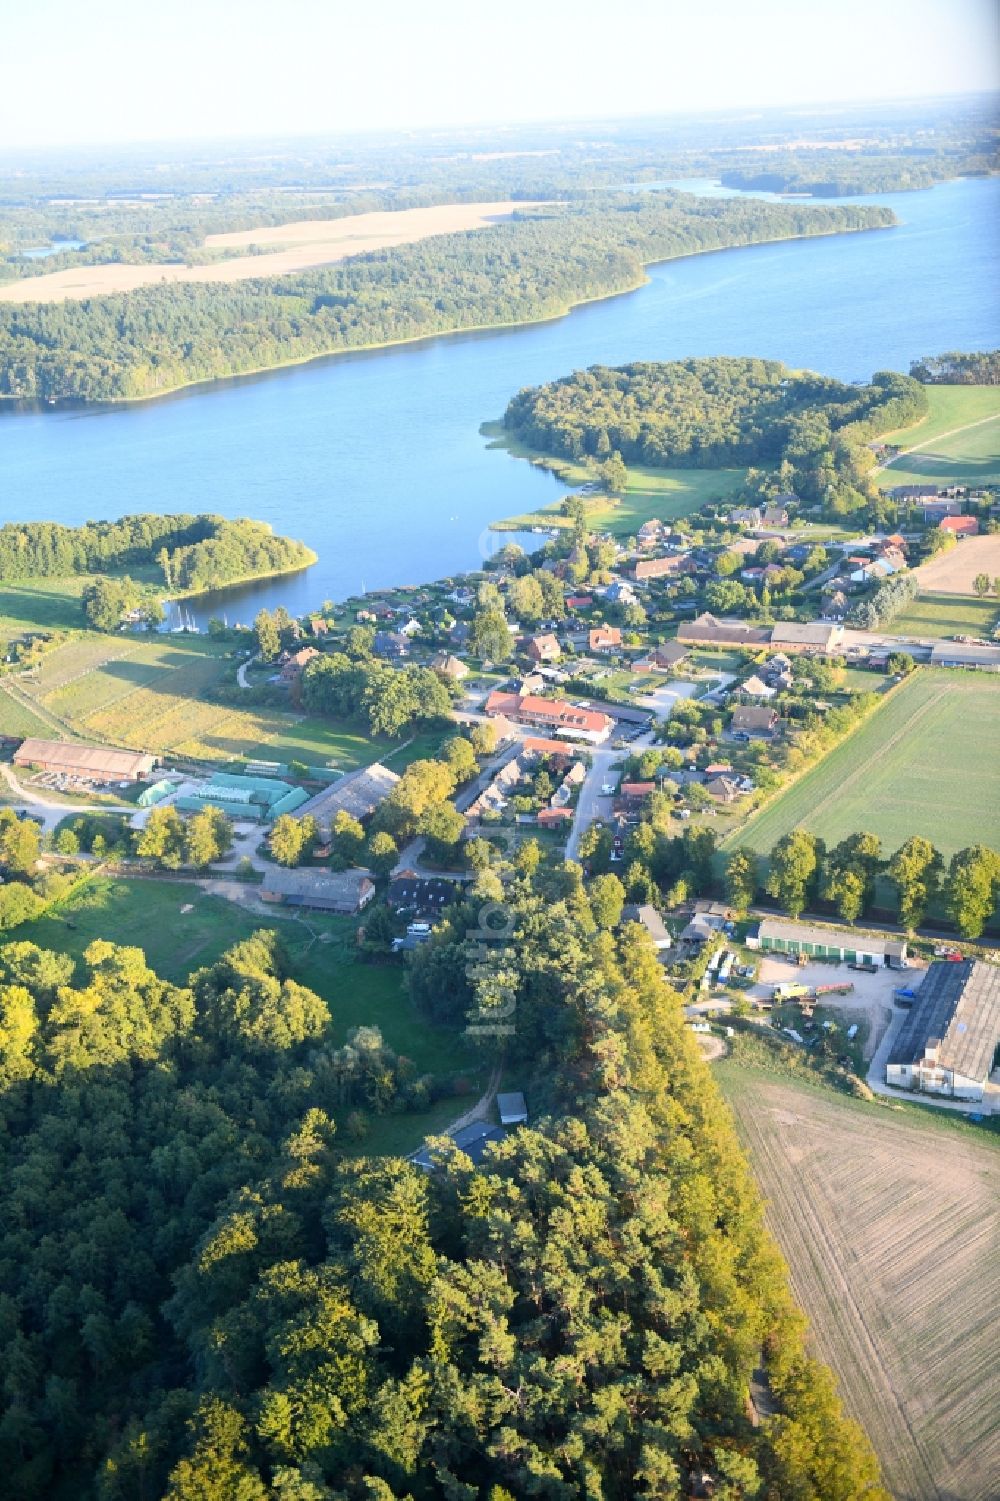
[503,357,928,517]
[0,195,894,403]
[0,514,315,592]
[910,349,1000,384]
[0,866,888,1499]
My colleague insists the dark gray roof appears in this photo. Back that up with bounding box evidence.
[497,1091,528,1124]
[412,1122,507,1170]
[888,961,1000,1081]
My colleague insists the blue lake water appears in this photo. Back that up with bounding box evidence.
[0,176,997,625]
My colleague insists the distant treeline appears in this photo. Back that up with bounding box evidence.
[719,148,996,198]
[0,195,894,403]
[504,356,928,516]
[910,350,1000,385]
[0,514,314,591]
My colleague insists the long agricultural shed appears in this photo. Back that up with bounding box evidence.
[14,737,155,781]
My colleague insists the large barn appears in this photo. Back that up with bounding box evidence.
[14,737,155,782]
[886,960,1000,1102]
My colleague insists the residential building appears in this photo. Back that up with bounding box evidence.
[483,691,614,744]
[633,554,688,582]
[538,807,573,828]
[525,633,561,663]
[761,500,791,528]
[622,903,672,951]
[412,1121,506,1171]
[386,873,461,916]
[566,594,594,609]
[939,515,980,537]
[373,631,410,659]
[739,674,776,699]
[261,866,375,913]
[729,505,763,527]
[730,705,779,738]
[820,589,848,622]
[620,780,655,808]
[14,738,155,781]
[589,625,622,652]
[921,498,965,522]
[747,918,907,966]
[280,646,320,683]
[886,961,1000,1101]
[705,774,743,803]
[429,652,469,679]
[604,580,639,608]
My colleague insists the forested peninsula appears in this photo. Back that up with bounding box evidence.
[0,876,889,1499]
[503,356,928,518]
[0,514,316,593]
[0,195,894,404]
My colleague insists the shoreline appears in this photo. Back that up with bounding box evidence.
[0,221,895,414]
[158,553,318,612]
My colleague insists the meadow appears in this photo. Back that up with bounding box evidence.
[877,384,1000,488]
[890,590,999,640]
[16,874,479,1084]
[485,428,744,535]
[718,1066,1000,1501]
[0,631,444,769]
[730,670,1000,860]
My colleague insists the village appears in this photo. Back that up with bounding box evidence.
[2,474,999,1132]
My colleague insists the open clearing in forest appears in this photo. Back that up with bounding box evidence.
[0,202,539,303]
[718,1067,1000,1501]
[729,670,1000,860]
[877,385,1000,488]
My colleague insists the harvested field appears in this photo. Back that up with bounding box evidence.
[719,1069,1000,1501]
[0,202,538,304]
[914,535,1000,596]
[731,669,1000,859]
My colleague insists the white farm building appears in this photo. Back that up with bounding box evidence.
[886,961,1000,1102]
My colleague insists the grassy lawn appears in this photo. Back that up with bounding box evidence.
[13,874,477,1079]
[890,591,1000,640]
[486,429,744,536]
[0,577,93,633]
[728,669,1000,860]
[0,683,63,740]
[877,384,1000,488]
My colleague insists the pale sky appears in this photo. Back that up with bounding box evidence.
[1,0,997,150]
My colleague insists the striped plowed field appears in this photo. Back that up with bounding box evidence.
[721,1073,1000,1501]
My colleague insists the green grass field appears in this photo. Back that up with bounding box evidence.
[729,669,1000,860]
[0,631,420,770]
[877,384,1000,488]
[485,428,744,536]
[15,874,476,1078]
[890,592,1000,640]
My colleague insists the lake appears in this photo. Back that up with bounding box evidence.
[1,176,997,625]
